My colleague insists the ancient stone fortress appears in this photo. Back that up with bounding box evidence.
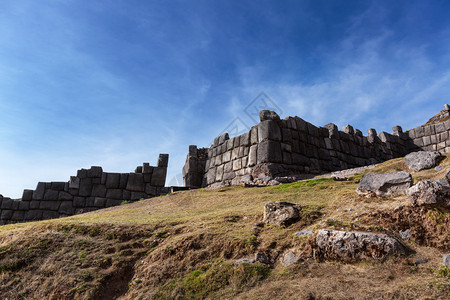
[0,154,169,225]
[183,105,450,188]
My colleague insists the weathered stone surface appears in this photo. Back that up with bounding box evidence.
[87,166,103,178]
[40,200,61,211]
[91,185,107,197]
[257,140,282,164]
[294,229,313,237]
[151,167,167,187]
[33,182,46,200]
[43,189,59,201]
[263,201,300,226]
[444,254,450,267]
[259,110,280,122]
[158,154,169,167]
[18,201,30,211]
[406,180,450,208]
[119,173,129,189]
[356,172,413,197]
[79,178,93,197]
[58,191,73,201]
[106,173,121,189]
[51,182,66,191]
[106,189,124,200]
[280,249,301,266]
[1,210,13,220]
[127,173,145,191]
[94,197,107,207]
[59,201,74,214]
[316,229,407,261]
[258,120,281,142]
[11,210,25,221]
[404,151,442,172]
[24,210,43,220]
[69,176,80,189]
[73,197,86,208]
[21,189,33,201]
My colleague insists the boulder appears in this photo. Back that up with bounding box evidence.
[263,201,300,226]
[259,110,281,122]
[406,180,450,208]
[316,229,407,261]
[356,172,413,197]
[404,151,442,172]
[280,249,301,266]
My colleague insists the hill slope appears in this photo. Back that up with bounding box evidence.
[0,157,449,299]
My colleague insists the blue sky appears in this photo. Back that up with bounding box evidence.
[1,0,450,197]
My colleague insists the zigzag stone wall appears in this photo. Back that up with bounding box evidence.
[183,105,450,188]
[0,154,169,225]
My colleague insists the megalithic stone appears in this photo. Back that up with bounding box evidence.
[157,154,169,168]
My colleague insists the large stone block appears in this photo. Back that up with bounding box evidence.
[30,200,40,209]
[24,210,43,220]
[258,120,281,142]
[94,197,107,208]
[33,182,46,200]
[12,211,25,221]
[43,190,59,201]
[59,201,74,215]
[1,210,13,220]
[79,178,93,197]
[158,154,169,167]
[22,189,33,201]
[58,191,73,201]
[206,168,216,185]
[145,184,157,196]
[73,197,86,208]
[142,164,154,174]
[106,189,123,200]
[51,182,66,191]
[151,167,167,187]
[1,198,13,210]
[222,150,232,163]
[248,145,258,167]
[250,126,258,144]
[40,200,61,211]
[240,132,250,146]
[18,201,30,211]
[295,117,308,132]
[127,173,145,191]
[257,140,282,164]
[216,165,224,181]
[87,166,103,178]
[119,173,129,189]
[91,185,107,197]
[106,173,121,189]
[69,176,80,189]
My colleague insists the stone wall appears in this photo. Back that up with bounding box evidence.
[182,146,208,188]
[0,154,169,225]
[183,105,450,188]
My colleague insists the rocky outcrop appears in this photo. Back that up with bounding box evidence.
[356,172,413,197]
[406,180,450,208]
[316,229,407,261]
[279,249,302,266]
[404,151,442,172]
[263,201,300,226]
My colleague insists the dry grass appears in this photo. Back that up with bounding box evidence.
[0,156,449,299]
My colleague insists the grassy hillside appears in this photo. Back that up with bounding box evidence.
[0,157,449,299]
